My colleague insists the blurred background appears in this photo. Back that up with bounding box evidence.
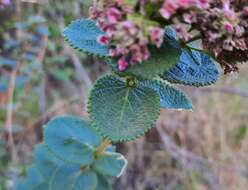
[0,0,248,190]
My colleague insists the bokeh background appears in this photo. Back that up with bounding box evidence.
[0,0,248,190]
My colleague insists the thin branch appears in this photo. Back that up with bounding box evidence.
[156,125,248,190]
[4,69,18,163]
[196,87,248,98]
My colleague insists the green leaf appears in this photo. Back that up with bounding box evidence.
[16,165,44,190]
[163,47,219,87]
[44,116,101,165]
[96,174,113,190]
[74,171,98,190]
[122,33,181,79]
[141,80,193,110]
[49,164,79,190]
[34,183,49,190]
[93,152,127,177]
[88,75,160,142]
[34,144,64,179]
[50,164,97,190]
[63,19,109,56]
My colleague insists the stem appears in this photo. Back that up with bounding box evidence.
[5,68,18,163]
[95,139,111,157]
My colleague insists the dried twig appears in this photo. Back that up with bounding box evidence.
[196,87,248,98]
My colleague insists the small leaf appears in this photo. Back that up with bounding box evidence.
[163,49,219,87]
[96,173,113,190]
[63,19,109,56]
[44,116,101,165]
[123,35,181,79]
[88,75,160,142]
[49,164,79,190]
[50,164,97,190]
[141,80,193,110]
[74,171,98,190]
[16,165,44,190]
[34,144,64,179]
[93,152,127,177]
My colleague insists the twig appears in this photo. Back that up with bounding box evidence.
[4,69,18,163]
[156,125,220,190]
[197,87,248,98]
[19,95,81,139]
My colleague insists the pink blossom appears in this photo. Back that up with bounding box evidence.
[243,7,248,16]
[106,7,122,24]
[117,58,128,71]
[97,35,109,45]
[109,49,117,57]
[223,22,234,33]
[196,0,210,9]
[160,1,178,19]
[149,27,164,47]
[178,0,192,8]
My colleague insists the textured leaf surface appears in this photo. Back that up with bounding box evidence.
[123,35,181,79]
[88,75,160,142]
[34,144,64,179]
[96,174,113,190]
[141,80,193,110]
[44,116,101,165]
[63,19,109,56]
[93,152,127,177]
[163,49,219,86]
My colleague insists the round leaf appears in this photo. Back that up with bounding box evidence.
[44,116,101,165]
[88,75,160,142]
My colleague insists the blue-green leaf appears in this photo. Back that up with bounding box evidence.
[123,36,181,79]
[163,49,219,87]
[34,144,64,179]
[16,165,44,190]
[49,164,79,190]
[93,152,127,177]
[44,116,101,165]
[96,174,113,190]
[63,19,109,56]
[74,171,97,190]
[50,164,97,190]
[88,75,160,142]
[141,80,193,110]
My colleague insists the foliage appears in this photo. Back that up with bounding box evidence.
[16,116,127,190]
[15,12,223,188]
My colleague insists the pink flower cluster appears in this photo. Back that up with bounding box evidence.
[89,0,248,73]
[90,1,165,71]
[160,0,210,19]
